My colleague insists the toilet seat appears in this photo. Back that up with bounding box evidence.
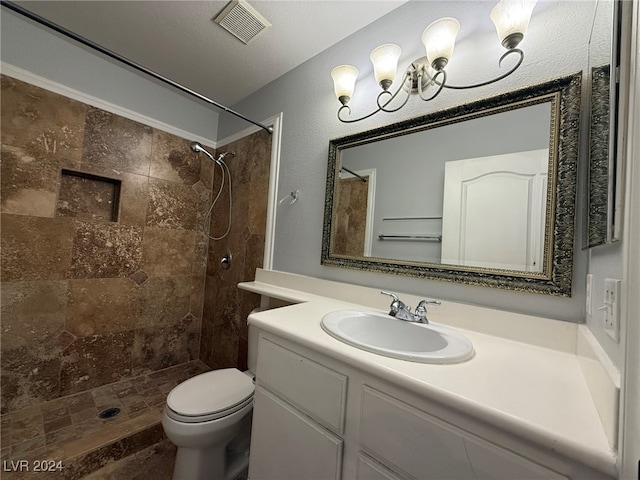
[166,368,255,424]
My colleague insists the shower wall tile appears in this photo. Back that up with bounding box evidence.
[0,280,68,350]
[136,276,193,328]
[69,221,143,279]
[202,129,271,370]
[142,227,196,277]
[146,178,200,230]
[0,76,86,163]
[66,278,141,337]
[0,215,74,282]
[59,331,135,396]
[0,145,59,218]
[1,75,207,415]
[82,107,153,176]
[131,316,194,376]
[149,130,201,185]
[1,338,63,414]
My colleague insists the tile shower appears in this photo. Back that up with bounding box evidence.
[0,75,271,477]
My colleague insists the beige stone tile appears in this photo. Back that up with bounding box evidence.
[146,178,200,230]
[59,332,134,396]
[82,107,152,177]
[0,215,74,282]
[0,144,59,217]
[69,221,143,279]
[66,278,141,337]
[1,76,85,164]
[149,130,201,185]
[141,227,195,277]
[136,276,192,328]
[1,280,68,350]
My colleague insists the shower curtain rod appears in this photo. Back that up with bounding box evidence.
[1,1,273,134]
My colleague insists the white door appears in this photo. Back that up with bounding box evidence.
[441,149,548,272]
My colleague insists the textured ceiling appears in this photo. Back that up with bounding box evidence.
[14,1,409,107]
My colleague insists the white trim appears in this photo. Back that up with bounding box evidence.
[262,113,283,271]
[216,112,282,272]
[620,0,640,477]
[0,62,217,148]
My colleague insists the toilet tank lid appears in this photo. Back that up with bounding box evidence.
[167,368,255,417]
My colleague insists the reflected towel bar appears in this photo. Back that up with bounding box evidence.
[378,234,442,242]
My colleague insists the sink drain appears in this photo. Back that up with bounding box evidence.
[98,407,121,419]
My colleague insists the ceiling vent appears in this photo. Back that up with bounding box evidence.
[213,0,271,45]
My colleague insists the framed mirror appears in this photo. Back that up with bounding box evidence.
[585,0,623,247]
[322,73,582,296]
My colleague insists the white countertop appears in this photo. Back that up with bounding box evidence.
[240,272,618,478]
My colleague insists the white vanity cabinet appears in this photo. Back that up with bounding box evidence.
[249,330,608,480]
[248,337,347,480]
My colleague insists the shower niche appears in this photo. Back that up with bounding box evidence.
[56,169,122,222]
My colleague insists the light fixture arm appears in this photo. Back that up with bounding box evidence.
[417,68,447,102]
[440,48,524,90]
[337,72,412,123]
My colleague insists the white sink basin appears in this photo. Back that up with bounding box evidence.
[321,310,474,364]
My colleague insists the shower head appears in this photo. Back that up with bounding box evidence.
[190,141,235,164]
[190,141,216,163]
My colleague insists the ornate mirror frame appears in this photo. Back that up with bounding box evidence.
[321,73,582,296]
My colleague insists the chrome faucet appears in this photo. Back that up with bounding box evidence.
[380,291,441,324]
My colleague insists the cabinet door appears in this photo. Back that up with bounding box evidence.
[360,387,476,479]
[249,387,343,480]
[465,435,569,480]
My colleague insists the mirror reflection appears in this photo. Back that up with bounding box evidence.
[322,74,582,296]
[336,101,552,271]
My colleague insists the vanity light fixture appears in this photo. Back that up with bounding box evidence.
[331,0,537,123]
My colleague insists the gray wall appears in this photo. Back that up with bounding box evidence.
[1,9,219,141]
[219,0,599,324]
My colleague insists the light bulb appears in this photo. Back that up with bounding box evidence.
[490,0,538,49]
[370,44,401,90]
[331,65,359,105]
[422,18,460,70]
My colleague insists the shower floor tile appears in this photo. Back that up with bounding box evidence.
[0,360,209,465]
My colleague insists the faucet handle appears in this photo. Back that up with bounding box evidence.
[415,299,441,314]
[380,291,400,302]
[380,291,407,317]
[417,299,441,307]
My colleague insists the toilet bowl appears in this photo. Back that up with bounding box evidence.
[162,368,255,480]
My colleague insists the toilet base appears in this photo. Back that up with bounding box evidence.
[169,408,252,480]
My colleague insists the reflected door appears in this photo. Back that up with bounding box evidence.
[441,149,548,272]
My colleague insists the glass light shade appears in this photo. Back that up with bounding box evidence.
[490,0,537,46]
[422,17,460,68]
[369,44,401,86]
[331,65,359,101]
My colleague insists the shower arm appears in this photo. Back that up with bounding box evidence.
[0,0,273,135]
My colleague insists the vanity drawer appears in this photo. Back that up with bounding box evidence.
[360,386,567,480]
[256,337,347,434]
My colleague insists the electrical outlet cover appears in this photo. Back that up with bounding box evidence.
[603,278,621,342]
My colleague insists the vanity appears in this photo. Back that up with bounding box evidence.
[240,269,619,480]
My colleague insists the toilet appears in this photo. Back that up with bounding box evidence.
[162,368,255,480]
